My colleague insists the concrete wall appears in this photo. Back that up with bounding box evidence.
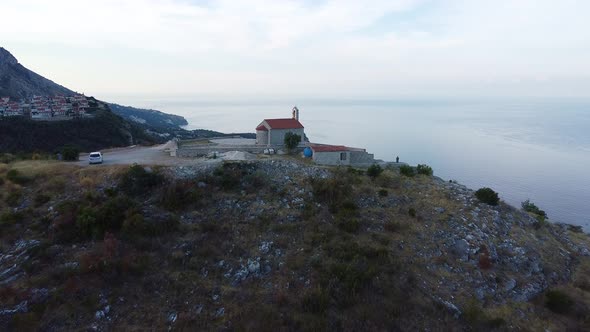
[177,145,271,158]
[312,151,351,166]
[350,151,375,166]
[312,150,375,166]
[268,128,304,146]
[256,130,269,145]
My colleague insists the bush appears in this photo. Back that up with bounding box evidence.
[284,132,302,151]
[34,193,51,207]
[60,146,80,161]
[158,180,202,211]
[545,290,574,314]
[367,164,383,179]
[399,165,415,177]
[378,189,389,197]
[0,153,16,164]
[5,190,22,207]
[475,187,500,206]
[311,170,354,212]
[6,169,30,185]
[302,287,329,314]
[416,164,433,176]
[119,164,164,196]
[521,199,547,220]
[0,210,25,225]
[408,207,417,218]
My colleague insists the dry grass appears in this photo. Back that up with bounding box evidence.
[79,177,96,189]
[0,163,9,175]
[10,160,76,178]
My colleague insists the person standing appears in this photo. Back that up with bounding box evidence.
[396,156,399,163]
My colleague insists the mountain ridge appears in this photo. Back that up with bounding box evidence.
[0,47,74,99]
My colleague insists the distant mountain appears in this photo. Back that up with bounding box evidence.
[0,47,74,99]
[0,47,189,131]
[108,103,188,130]
[0,47,254,153]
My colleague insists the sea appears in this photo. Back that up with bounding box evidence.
[111,97,590,231]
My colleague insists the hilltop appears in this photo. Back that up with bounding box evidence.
[0,48,73,99]
[0,159,589,330]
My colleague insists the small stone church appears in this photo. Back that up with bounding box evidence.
[256,107,305,146]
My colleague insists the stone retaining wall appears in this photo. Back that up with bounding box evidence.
[175,145,290,158]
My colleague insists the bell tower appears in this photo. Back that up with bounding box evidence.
[292,106,300,121]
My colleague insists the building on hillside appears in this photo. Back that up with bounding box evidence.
[256,107,305,146]
[308,143,375,166]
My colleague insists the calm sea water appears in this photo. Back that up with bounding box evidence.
[112,97,590,231]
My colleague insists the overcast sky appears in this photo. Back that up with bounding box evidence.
[2,0,590,100]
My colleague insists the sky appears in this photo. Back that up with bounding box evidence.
[1,0,590,100]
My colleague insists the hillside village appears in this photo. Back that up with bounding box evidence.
[0,95,89,120]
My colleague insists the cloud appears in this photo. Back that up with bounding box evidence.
[1,0,589,98]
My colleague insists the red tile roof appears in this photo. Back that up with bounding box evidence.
[263,118,304,130]
[256,124,268,131]
[309,144,350,152]
[309,144,366,153]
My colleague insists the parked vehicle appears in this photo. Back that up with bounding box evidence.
[88,152,103,164]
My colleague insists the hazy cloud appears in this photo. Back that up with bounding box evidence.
[1,0,589,98]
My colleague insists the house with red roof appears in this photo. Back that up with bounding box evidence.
[308,143,375,166]
[256,107,305,146]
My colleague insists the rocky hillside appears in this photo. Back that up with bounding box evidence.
[0,47,189,133]
[0,159,589,331]
[108,103,188,131]
[0,103,158,154]
[0,48,74,99]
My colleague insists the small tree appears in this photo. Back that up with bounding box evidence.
[416,164,433,176]
[475,187,500,206]
[284,132,302,152]
[399,165,415,177]
[367,164,383,179]
[522,199,547,222]
[61,146,80,161]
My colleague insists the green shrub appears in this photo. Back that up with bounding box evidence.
[302,287,329,314]
[336,201,360,233]
[378,189,389,197]
[119,164,164,196]
[475,187,500,206]
[545,290,574,314]
[399,165,415,177]
[5,190,22,207]
[34,193,51,207]
[416,164,433,176]
[76,206,100,238]
[212,163,243,191]
[521,199,547,220]
[0,210,25,225]
[6,169,30,185]
[0,153,16,164]
[367,164,384,179]
[284,132,302,151]
[311,170,354,212]
[408,207,417,218]
[158,180,201,211]
[60,146,80,161]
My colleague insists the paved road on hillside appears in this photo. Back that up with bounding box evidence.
[77,143,196,166]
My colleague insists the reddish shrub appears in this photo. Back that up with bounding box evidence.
[478,253,493,269]
[103,232,119,260]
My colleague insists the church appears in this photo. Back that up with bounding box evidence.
[255,107,305,147]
